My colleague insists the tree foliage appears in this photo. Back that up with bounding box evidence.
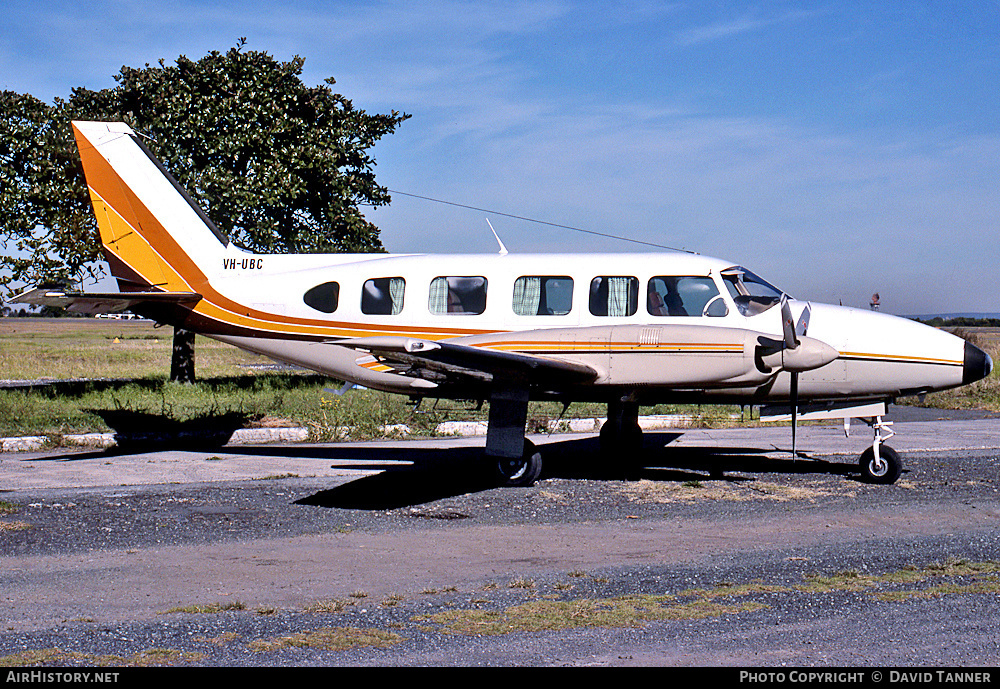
[1,39,409,295]
[0,91,96,292]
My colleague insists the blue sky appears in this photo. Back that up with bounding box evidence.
[3,0,999,314]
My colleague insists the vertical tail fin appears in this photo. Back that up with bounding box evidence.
[72,121,233,294]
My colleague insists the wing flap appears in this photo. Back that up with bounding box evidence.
[335,336,599,386]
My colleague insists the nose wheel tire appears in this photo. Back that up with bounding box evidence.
[496,439,543,487]
[859,445,902,484]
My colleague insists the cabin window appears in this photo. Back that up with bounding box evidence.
[428,276,488,315]
[589,276,638,317]
[303,281,340,313]
[512,276,573,316]
[647,276,728,317]
[361,277,405,315]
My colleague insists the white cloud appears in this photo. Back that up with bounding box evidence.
[673,6,822,47]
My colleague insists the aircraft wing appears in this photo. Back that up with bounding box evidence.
[8,288,203,315]
[335,336,600,387]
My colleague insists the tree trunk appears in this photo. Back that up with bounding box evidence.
[170,327,196,383]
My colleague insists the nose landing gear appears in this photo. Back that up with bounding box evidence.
[858,416,902,484]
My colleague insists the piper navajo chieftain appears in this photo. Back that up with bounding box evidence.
[13,121,994,486]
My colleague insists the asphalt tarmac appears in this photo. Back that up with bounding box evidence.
[1,409,999,667]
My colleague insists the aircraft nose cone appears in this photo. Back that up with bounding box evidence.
[963,341,993,385]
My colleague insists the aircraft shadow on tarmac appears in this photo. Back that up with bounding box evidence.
[29,430,866,510]
[242,432,862,511]
[86,408,255,450]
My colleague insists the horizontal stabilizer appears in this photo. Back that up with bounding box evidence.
[9,288,202,315]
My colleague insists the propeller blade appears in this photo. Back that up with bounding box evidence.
[780,295,798,350]
[796,302,812,339]
[790,370,799,456]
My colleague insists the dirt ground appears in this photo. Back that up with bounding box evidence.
[2,423,999,666]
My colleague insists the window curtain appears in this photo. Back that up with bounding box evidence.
[389,277,405,315]
[513,277,542,315]
[608,277,634,316]
[428,277,448,314]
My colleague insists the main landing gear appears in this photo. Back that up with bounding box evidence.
[487,390,646,487]
[488,387,543,488]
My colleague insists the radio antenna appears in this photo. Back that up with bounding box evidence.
[486,219,509,255]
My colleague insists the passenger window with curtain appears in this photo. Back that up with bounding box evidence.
[512,276,573,315]
[428,276,488,315]
[647,276,728,317]
[303,281,340,313]
[361,277,405,315]
[589,276,638,316]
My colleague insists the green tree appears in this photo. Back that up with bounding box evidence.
[0,91,98,291]
[2,40,409,381]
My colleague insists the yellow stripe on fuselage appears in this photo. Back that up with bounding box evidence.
[839,351,963,367]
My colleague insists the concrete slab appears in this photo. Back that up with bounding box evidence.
[2,418,998,492]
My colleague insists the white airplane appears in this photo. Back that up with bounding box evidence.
[12,121,993,487]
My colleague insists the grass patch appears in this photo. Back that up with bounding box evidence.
[0,319,270,380]
[0,647,205,667]
[0,375,424,439]
[793,559,1000,599]
[161,601,247,614]
[417,558,1000,637]
[0,521,31,532]
[875,579,1000,602]
[415,594,768,635]
[622,479,839,504]
[0,318,271,380]
[303,598,357,614]
[248,627,402,653]
[0,374,737,440]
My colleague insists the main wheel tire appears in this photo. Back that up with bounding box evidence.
[496,439,543,487]
[859,445,902,484]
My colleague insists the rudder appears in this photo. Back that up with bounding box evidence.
[72,121,233,295]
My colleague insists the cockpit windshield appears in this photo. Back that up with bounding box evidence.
[720,267,785,316]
